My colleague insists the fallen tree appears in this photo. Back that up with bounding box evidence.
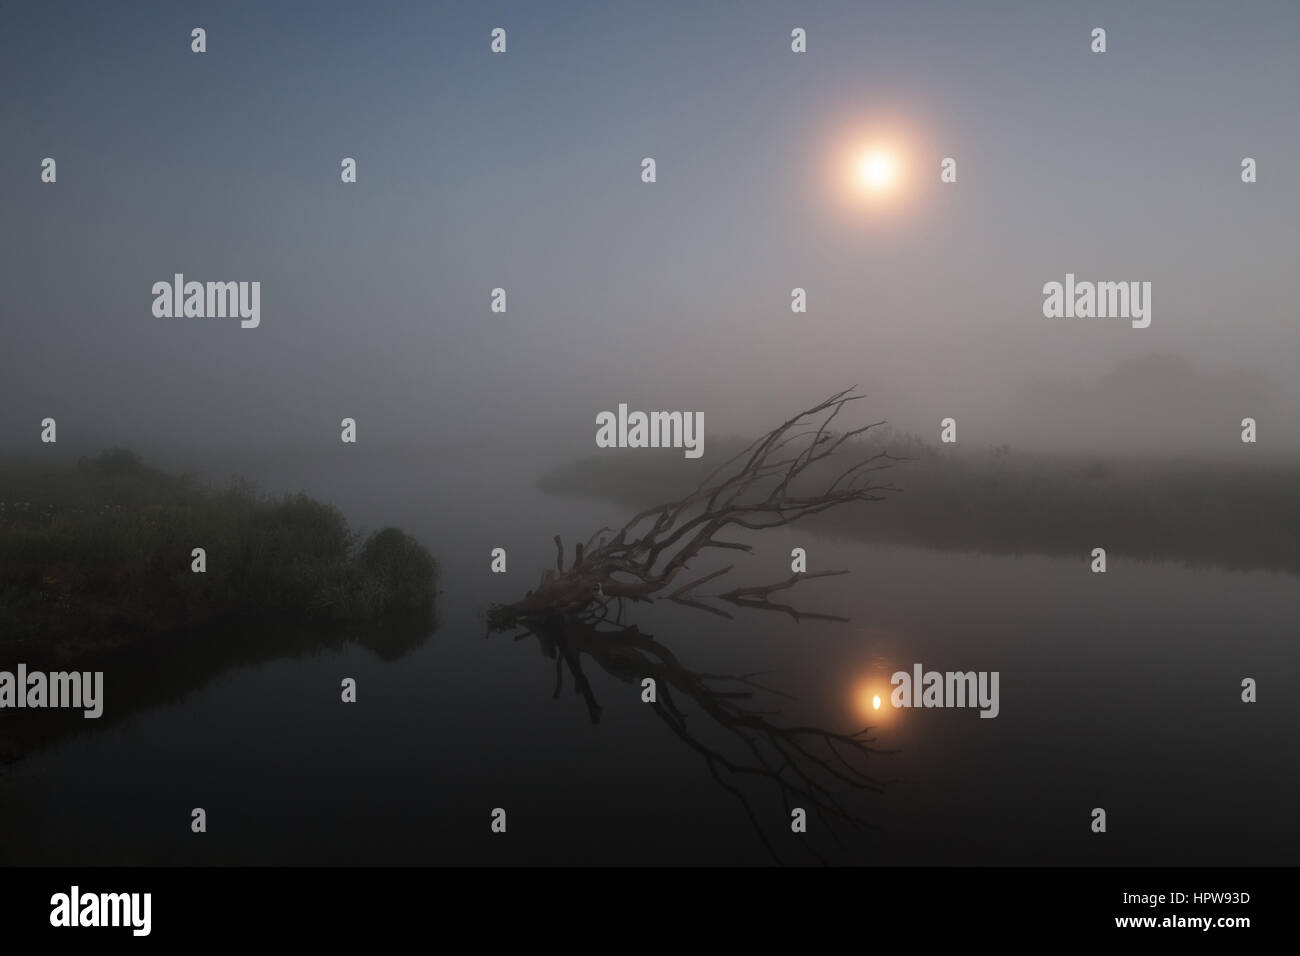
[488,389,905,863]
[488,387,901,630]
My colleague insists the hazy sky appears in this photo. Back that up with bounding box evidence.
[4,0,1298,459]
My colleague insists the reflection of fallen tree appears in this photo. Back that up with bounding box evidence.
[488,389,901,861]
[518,615,893,863]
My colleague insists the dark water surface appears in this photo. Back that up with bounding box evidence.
[3,449,1297,865]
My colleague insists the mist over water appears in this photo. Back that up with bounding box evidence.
[3,0,1299,867]
[2,450,1297,865]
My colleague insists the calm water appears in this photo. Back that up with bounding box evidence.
[3,449,1298,865]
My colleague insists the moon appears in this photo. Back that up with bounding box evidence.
[817,116,933,224]
[856,151,896,192]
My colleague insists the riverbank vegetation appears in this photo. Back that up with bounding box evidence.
[0,449,438,664]
[538,428,1300,575]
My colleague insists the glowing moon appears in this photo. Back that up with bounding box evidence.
[818,116,933,222]
[856,152,896,191]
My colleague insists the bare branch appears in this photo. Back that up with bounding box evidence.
[488,388,897,630]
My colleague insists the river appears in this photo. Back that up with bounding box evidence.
[2,447,1297,865]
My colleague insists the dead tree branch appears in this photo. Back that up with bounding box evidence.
[487,388,899,630]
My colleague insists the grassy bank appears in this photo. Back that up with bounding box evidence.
[0,449,438,664]
[537,430,1300,575]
